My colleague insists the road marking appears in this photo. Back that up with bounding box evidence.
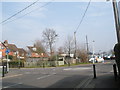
[37,72,57,80]
[63,67,91,71]
[3,83,22,88]
[37,75,51,80]
[2,74,23,79]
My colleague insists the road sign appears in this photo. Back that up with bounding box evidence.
[5,49,10,54]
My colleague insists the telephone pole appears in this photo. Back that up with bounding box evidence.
[86,35,89,54]
[74,32,77,59]
[86,35,89,61]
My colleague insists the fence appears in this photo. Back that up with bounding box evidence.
[24,60,58,67]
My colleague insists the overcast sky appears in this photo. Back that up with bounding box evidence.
[1,0,120,53]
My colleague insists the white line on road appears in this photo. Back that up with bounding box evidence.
[37,75,51,80]
[63,67,91,71]
[37,73,57,80]
[3,83,22,88]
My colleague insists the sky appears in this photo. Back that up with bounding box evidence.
[1,0,120,53]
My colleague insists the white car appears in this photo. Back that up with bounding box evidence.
[89,58,96,63]
[89,57,104,63]
[96,57,104,63]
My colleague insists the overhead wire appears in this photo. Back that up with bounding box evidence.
[2,1,54,25]
[1,0,39,24]
[73,0,91,57]
[74,0,91,33]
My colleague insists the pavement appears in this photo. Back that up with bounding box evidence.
[85,73,120,89]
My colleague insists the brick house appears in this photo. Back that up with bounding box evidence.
[27,46,48,58]
[0,42,6,59]
[1,40,26,60]
[18,48,26,60]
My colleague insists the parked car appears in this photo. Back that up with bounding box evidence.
[103,55,115,60]
[96,57,104,63]
[89,58,97,63]
[89,56,104,63]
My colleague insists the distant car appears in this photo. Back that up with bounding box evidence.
[89,56,104,63]
[96,57,104,63]
[89,58,97,63]
[103,55,115,60]
[110,55,115,60]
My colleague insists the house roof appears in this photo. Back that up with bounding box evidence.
[27,46,36,52]
[27,46,49,58]
[8,44,18,52]
[18,48,26,54]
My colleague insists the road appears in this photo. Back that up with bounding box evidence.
[2,60,115,89]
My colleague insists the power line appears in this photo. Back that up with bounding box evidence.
[74,0,91,33]
[1,0,39,24]
[2,0,54,25]
[74,0,91,59]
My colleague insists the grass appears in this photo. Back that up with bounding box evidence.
[16,62,92,68]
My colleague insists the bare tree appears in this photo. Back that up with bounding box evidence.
[42,28,58,56]
[34,40,46,54]
[64,35,74,55]
[57,46,64,54]
[76,45,88,63]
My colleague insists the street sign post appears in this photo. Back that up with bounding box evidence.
[5,49,10,73]
[5,49,10,54]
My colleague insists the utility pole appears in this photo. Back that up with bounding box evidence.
[74,32,77,59]
[86,35,89,61]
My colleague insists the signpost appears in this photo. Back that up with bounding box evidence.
[5,49,10,73]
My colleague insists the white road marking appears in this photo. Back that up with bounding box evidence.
[63,67,91,71]
[37,75,51,80]
[37,72,57,80]
[3,83,22,88]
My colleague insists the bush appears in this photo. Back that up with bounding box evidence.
[5,55,13,60]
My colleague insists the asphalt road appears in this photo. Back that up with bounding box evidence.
[2,60,115,89]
